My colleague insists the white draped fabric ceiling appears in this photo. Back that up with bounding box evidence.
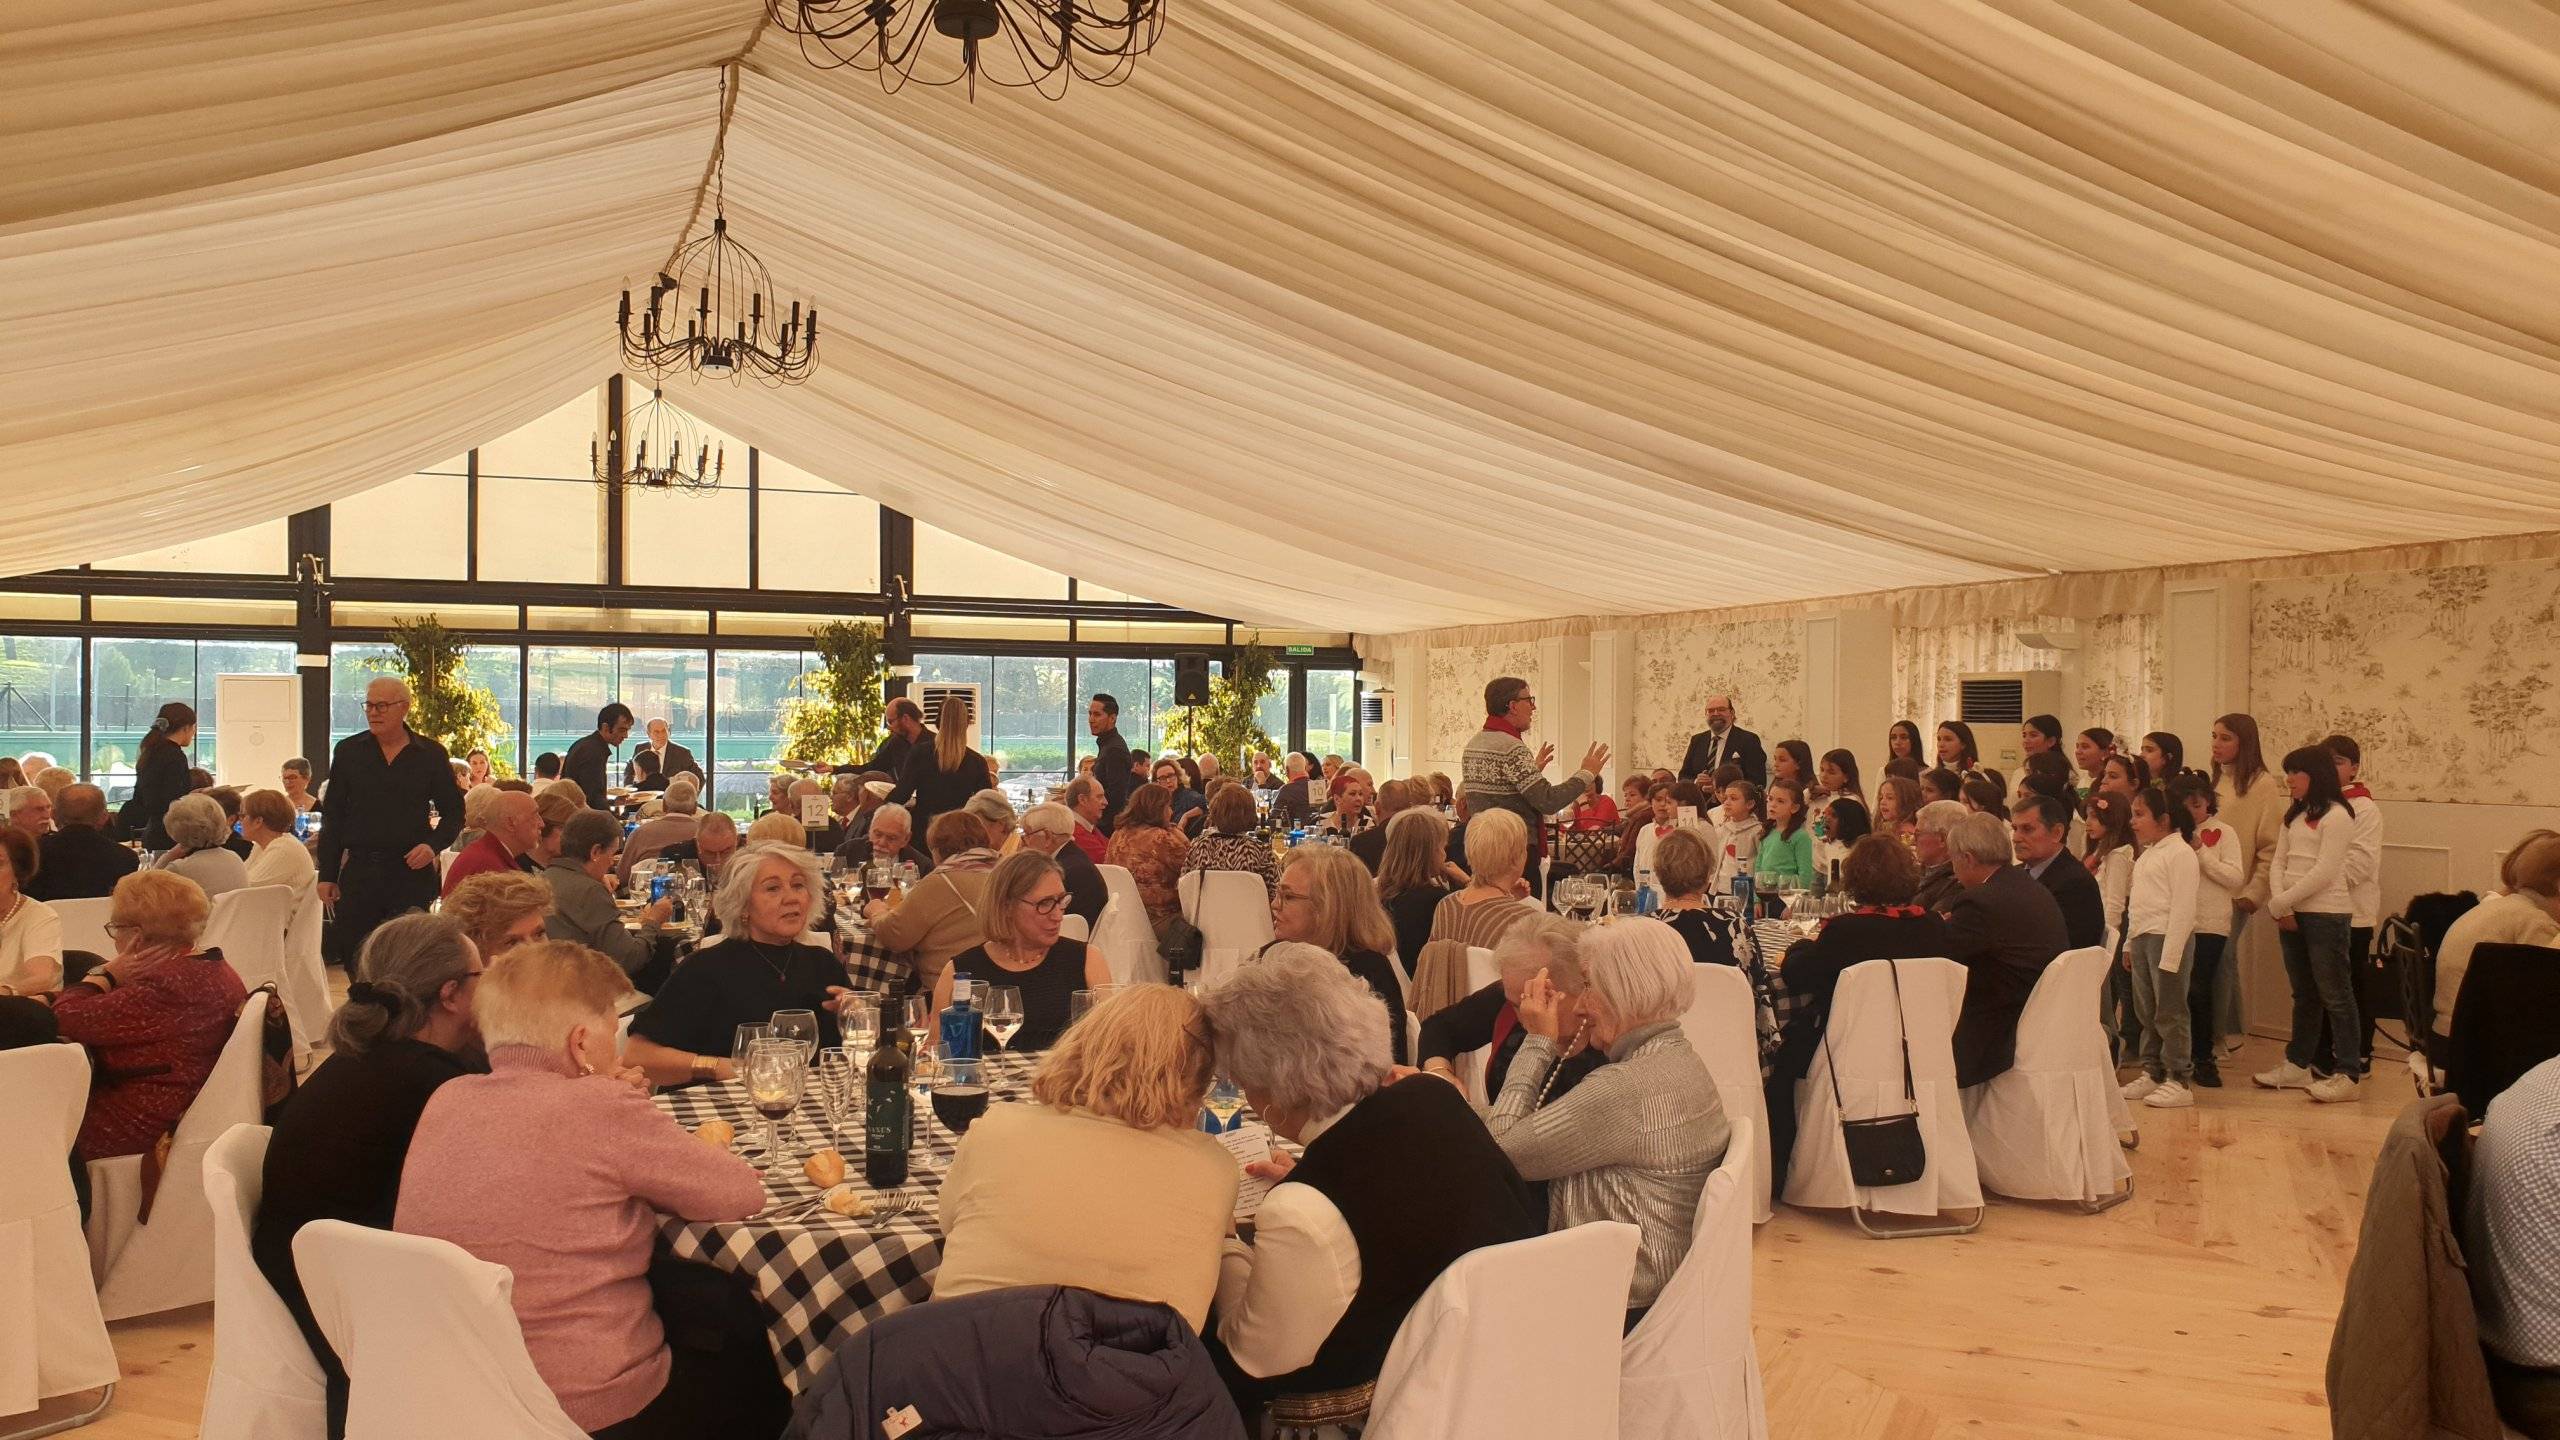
[7,1,2560,632]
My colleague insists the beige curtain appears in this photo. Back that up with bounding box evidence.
[1893,614,2158,751]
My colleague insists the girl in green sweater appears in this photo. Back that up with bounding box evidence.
[1755,780,1818,889]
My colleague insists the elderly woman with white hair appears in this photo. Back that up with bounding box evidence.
[962,788,1020,855]
[1484,917,1728,1325]
[152,791,251,899]
[1911,798,1971,912]
[1017,801,1107,924]
[1415,914,1604,1101]
[1199,945,1540,1416]
[622,841,854,1087]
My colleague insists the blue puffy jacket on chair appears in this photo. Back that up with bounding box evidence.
[785,1285,1245,1440]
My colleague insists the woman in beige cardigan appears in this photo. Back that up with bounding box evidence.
[867,811,996,993]
[2210,713,2284,1045]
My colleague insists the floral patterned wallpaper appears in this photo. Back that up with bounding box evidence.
[1631,618,1807,771]
[1421,641,1544,764]
[1892,613,2158,753]
[2251,560,2560,804]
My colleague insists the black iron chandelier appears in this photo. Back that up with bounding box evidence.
[593,383,727,493]
[767,0,1167,98]
[618,73,819,384]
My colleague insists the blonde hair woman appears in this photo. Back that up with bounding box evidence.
[1375,807,1459,979]
[1411,808,1541,1018]
[934,851,1111,1051]
[1267,844,1408,1064]
[444,870,554,961]
[933,985,1236,1329]
[888,693,994,835]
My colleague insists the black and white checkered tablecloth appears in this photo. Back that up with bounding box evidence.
[652,1050,1036,1391]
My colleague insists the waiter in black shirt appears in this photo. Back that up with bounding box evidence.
[317,677,465,972]
[564,703,634,809]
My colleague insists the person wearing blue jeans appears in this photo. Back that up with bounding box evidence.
[2253,746,2364,1103]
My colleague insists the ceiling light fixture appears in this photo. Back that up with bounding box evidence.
[593,383,726,494]
[767,0,1167,98]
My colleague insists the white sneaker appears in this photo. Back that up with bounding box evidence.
[2308,1073,2363,1104]
[2119,1074,2161,1101]
[2143,1080,2195,1109]
[2254,1061,2318,1090]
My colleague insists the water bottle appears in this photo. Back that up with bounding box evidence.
[648,871,671,906]
[1732,871,1757,921]
[939,979,982,1061]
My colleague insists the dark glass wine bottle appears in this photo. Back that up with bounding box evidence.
[864,1015,913,1187]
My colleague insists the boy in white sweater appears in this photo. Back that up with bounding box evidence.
[2324,735,2385,1074]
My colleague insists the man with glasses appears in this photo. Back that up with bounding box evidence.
[318,677,466,973]
[1461,676,1607,901]
[1677,694,1766,789]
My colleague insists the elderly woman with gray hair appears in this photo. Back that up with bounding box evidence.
[623,842,855,1086]
[152,790,250,899]
[1484,916,1727,1324]
[1415,914,1605,1101]
[1199,944,1539,1416]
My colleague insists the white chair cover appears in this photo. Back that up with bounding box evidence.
[1178,869,1274,957]
[204,886,299,996]
[1090,866,1164,987]
[1056,913,1090,944]
[1782,958,1984,1222]
[1455,945,1502,1105]
[1963,947,2133,1205]
[1680,965,1774,1224]
[50,899,113,961]
[1367,1222,1641,1440]
[290,1221,587,1440]
[1621,1118,1768,1440]
[277,887,332,1057]
[86,991,269,1320]
[0,1045,117,1419]
[200,1125,326,1440]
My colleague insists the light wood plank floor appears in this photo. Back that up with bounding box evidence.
[37,1035,2399,1438]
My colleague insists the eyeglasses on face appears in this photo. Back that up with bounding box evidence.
[1023,894,1069,916]
[361,700,407,712]
[1275,888,1314,905]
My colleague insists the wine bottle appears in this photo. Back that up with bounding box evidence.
[864,1016,913,1187]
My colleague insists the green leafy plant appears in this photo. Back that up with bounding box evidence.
[781,619,888,767]
[381,615,512,774]
[1162,640,1281,773]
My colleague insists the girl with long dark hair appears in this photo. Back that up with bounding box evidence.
[2022,714,2064,761]
[2140,731,2185,785]
[1887,721,1926,770]
[2253,747,2363,1101]
[119,701,198,850]
[2208,713,2281,1055]
[2119,786,2201,1110]
[1935,721,1979,774]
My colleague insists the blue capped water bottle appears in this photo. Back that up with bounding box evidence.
[1732,870,1756,920]
[939,979,982,1061]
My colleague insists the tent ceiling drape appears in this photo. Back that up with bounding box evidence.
[6,1,2559,632]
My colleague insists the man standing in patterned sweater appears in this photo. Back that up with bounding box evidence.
[1461,676,1607,898]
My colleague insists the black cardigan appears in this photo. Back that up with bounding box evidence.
[1416,980,1606,1100]
[118,741,192,849]
[889,748,994,833]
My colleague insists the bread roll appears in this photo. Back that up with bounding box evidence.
[803,1148,847,1189]
[695,1119,735,1149]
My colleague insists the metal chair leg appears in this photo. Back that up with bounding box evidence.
[1849,1205,1985,1239]
[0,1384,116,1440]
[2079,1176,2135,1214]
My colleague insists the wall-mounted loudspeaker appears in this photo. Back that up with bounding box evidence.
[1173,652,1211,707]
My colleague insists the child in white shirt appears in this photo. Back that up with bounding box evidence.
[2121,787,2203,1108]
[2175,775,2245,1088]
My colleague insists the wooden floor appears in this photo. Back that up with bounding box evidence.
[38,1035,2397,1439]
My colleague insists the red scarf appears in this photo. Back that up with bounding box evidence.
[1483,715,1526,739]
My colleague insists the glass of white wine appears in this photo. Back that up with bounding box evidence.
[983,986,1024,1054]
[743,1039,805,1169]
[1204,1077,1246,1131]
[842,997,881,1073]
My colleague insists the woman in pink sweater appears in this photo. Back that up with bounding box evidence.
[398,940,778,1439]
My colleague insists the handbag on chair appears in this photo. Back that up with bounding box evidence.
[1824,959,1927,1188]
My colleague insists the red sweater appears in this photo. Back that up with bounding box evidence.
[440,832,524,897]
[52,950,248,1159]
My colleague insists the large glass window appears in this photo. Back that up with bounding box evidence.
[912,654,1072,793]
[913,523,1068,600]
[1074,658,1152,769]
[328,642,524,773]
[334,464,469,579]
[523,647,706,785]
[0,636,83,771]
[89,638,295,796]
[713,650,815,816]
[1256,675,1290,762]
[615,649,710,775]
[1305,668,1356,764]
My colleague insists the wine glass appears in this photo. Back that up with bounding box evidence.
[983,986,1024,1055]
[815,1047,856,1143]
[908,1052,945,1140]
[771,1008,820,1064]
[841,995,882,1071]
[1204,1077,1246,1131]
[932,1059,990,1137]
[730,1023,776,1076]
[1068,989,1099,1028]
[904,995,938,1056]
[742,1039,806,1169]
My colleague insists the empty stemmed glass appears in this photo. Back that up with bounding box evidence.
[731,1023,776,1077]
[982,986,1024,1055]
[770,1008,820,1064]
[814,1047,857,1144]
[742,1038,806,1169]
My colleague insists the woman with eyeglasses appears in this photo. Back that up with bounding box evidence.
[1268,844,1409,1065]
[48,869,247,1160]
[938,851,1109,1053]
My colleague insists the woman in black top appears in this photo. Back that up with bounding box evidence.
[1374,808,1457,980]
[254,914,486,1439]
[622,843,851,1085]
[889,695,995,833]
[119,701,197,850]
[1650,828,1740,967]
[1268,846,1409,1065]
[938,852,1111,1052]
[1416,914,1604,1101]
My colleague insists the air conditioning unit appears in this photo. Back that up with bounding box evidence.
[1958,671,2063,776]
[1359,691,1397,774]
[915,682,981,735]
[1358,692,1396,729]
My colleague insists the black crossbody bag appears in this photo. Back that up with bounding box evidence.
[1823,958,1927,1187]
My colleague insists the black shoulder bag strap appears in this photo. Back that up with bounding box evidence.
[1823,958,1928,1187]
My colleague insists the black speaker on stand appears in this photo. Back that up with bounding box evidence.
[1173,652,1211,706]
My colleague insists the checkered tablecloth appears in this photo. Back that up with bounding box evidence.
[652,1050,1036,1390]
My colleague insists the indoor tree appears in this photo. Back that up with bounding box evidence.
[781,619,888,767]
[382,615,512,773]
[1162,640,1281,773]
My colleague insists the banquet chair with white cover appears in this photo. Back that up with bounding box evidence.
[276,887,331,1057]
[85,990,269,1320]
[1783,958,1984,1238]
[1057,914,1089,944]
[199,1125,326,1440]
[1090,866,1164,987]
[203,886,299,996]
[291,1221,586,1440]
[1962,947,2132,1210]
[49,900,112,966]
[1179,869,1274,956]
[1454,945,1502,1105]
[0,1045,117,1436]
[1364,1222,1640,1440]
[1620,1118,1767,1440]
[1679,964,1774,1223]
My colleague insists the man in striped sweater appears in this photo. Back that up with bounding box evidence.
[1461,677,1608,895]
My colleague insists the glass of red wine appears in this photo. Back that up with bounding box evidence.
[931,1059,990,1137]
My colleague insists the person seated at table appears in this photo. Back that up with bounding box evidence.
[1768,835,1954,1198]
[1940,811,2069,1089]
[627,747,668,795]
[0,827,65,1047]
[541,809,663,980]
[1417,915,1604,1101]
[1315,766,1373,839]
[1484,917,1727,1323]
[241,786,318,895]
[205,787,255,860]
[27,782,137,902]
[281,757,320,813]
[1566,784,1620,833]
[1185,782,1279,900]
[1150,758,1207,832]
[868,812,999,998]
[656,809,740,880]
[1911,799,1969,912]
[1106,784,1193,945]
[150,792,249,900]
[835,800,927,874]
[1018,803,1107,927]
[2463,1054,2560,1434]
[446,870,554,962]
[1199,945,1539,1417]
[934,984,1236,1327]
[1653,828,1742,966]
[1266,845,1409,1064]
[624,843,846,1087]
[1063,777,1111,863]
[1375,808,1459,979]
[939,852,1112,1053]
[397,940,782,1440]
[1412,810,1542,1016]
[619,776,702,882]
[963,788,1022,855]
[443,787,540,896]
[2431,832,2560,1047]
[45,870,248,1160]
[255,913,486,1438]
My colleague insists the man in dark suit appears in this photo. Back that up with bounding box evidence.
[622,717,702,788]
[563,703,633,809]
[1087,693,1137,835]
[849,698,930,778]
[1677,694,1767,788]
[2013,794,2104,952]
[27,784,139,902]
[1940,812,2070,1088]
[1021,802,1108,926]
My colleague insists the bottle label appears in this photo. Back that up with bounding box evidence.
[865,1082,912,1176]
